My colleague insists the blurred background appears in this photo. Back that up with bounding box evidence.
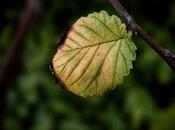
[0,0,175,130]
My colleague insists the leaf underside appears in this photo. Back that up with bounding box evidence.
[52,10,136,97]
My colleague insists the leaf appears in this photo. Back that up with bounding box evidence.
[52,10,136,97]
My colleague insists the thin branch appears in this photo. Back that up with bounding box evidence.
[0,0,41,84]
[109,0,175,72]
[0,1,41,128]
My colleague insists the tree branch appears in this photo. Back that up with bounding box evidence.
[0,0,41,84]
[0,0,41,128]
[109,0,175,72]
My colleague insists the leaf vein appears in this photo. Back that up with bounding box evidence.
[90,15,119,38]
[79,23,105,40]
[68,37,82,47]
[59,49,81,74]
[125,39,135,58]
[62,39,122,52]
[69,46,100,86]
[80,42,117,94]
[55,50,81,69]
[120,49,128,73]
[72,28,93,44]
[65,48,89,83]
[112,40,122,86]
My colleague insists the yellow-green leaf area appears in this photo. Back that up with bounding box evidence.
[52,10,136,97]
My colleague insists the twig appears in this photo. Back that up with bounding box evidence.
[0,0,41,84]
[109,0,175,72]
[0,0,41,129]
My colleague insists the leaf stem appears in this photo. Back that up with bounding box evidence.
[109,0,175,72]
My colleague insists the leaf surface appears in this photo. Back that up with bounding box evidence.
[52,11,136,97]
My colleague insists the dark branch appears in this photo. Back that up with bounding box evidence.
[0,0,41,84]
[0,1,41,128]
[109,0,175,72]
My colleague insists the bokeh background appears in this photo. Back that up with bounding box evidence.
[0,0,175,130]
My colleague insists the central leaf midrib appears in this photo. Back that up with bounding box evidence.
[63,38,124,52]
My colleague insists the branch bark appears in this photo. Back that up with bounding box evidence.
[109,0,175,72]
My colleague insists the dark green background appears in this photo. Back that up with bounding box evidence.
[0,0,175,130]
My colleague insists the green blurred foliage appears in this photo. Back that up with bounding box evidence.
[0,0,175,130]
